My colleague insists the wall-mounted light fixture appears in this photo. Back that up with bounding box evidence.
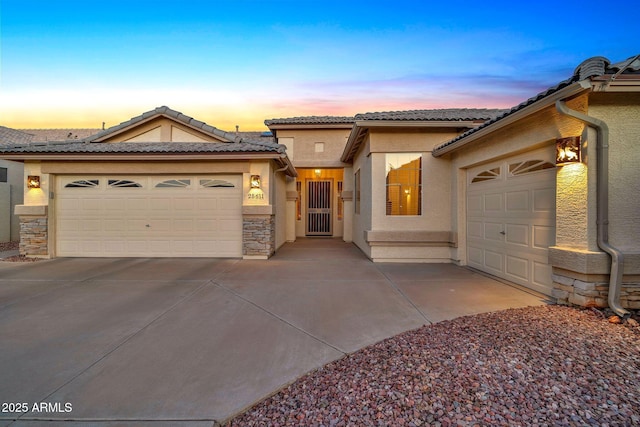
[556,136,581,165]
[314,169,322,178]
[27,175,41,189]
[250,175,261,189]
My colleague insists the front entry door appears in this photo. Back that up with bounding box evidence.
[306,180,332,236]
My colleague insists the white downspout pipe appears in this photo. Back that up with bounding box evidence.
[555,100,630,318]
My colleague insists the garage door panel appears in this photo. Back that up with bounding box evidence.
[505,224,529,246]
[467,148,555,295]
[484,250,503,272]
[197,199,218,210]
[82,219,102,232]
[533,188,555,212]
[506,190,529,212]
[468,246,483,266]
[81,199,103,211]
[468,221,483,238]
[533,262,553,287]
[484,193,502,212]
[506,255,528,281]
[484,222,504,241]
[533,225,554,249]
[57,175,242,257]
[468,195,482,213]
[173,219,194,232]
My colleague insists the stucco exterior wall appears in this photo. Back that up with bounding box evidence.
[275,128,351,168]
[0,159,24,241]
[351,138,372,258]
[274,170,288,250]
[98,117,222,143]
[588,93,640,252]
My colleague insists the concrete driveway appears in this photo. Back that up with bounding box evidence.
[0,239,547,426]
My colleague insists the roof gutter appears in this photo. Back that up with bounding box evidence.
[433,81,592,157]
[555,100,630,319]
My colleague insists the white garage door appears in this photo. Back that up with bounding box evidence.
[467,148,556,295]
[56,175,242,257]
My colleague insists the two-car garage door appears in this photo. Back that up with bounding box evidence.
[55,175,242,257]
[467,148,556,295]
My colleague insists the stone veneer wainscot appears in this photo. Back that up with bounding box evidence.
[15,205,48,256]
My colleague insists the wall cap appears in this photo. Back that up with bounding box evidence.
[242,205,274,215]
[15,205,48,216]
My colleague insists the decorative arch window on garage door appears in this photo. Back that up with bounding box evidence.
[156,179,191,188]
[108,179,142,188]
[64,179,99,188]
[199,179,235,188]
[471,167,500,183]
[509,160,555,176]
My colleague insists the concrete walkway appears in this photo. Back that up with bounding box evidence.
[0,239,547,426]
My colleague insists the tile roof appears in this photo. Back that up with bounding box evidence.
[88,106,241,143]
[433,54,640,155]
[0,126,34,145]
[355,109,508,121]
[0,140,286,155]
[22,129,101,142]
[265,116,355,126]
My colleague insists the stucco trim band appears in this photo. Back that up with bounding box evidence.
[365,230,457,247]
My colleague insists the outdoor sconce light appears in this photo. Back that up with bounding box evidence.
[27,175,41,189]
[556,136,581,165]
[250,175,261,189]
[314,169,322,178]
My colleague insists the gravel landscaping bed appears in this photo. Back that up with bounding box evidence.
[0,241,19,252]
[225,305,640,427]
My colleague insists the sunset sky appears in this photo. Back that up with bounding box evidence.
[0,0,637,131]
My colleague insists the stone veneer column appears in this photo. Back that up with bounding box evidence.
[242,205,275,259]
[14,205,48,257]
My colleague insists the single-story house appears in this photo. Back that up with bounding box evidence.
[1,54,638,314]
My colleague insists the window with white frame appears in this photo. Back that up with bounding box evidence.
[386,153,422,216]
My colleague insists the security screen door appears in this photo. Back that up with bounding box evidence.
[306,180,332,235]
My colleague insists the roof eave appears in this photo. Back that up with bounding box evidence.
[0,152,284,162]
[432,81,592,158]
[266,123,354,130]
[354,120,482,128]
[340,125,367,163]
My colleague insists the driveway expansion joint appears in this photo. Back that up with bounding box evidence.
[212,280,348,356]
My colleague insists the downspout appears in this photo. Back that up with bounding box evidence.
[555,100,630,318]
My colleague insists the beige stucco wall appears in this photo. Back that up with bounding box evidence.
[588,92,640,252]
[351,138,372,258]
[275,128,350,168]
[274,170,288,250]
[99,117,223,143]
[0,159,24,241]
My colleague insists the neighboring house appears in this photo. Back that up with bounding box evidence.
[0,126,32,242]
[1,54,638,314]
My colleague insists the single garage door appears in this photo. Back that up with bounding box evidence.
[56,175,242,257]
[466,148,556,295]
